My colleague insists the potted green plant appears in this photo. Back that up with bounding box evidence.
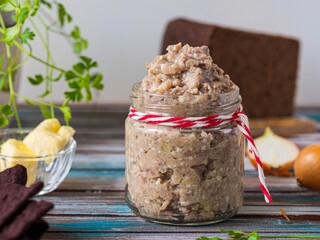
[0,0,104,128]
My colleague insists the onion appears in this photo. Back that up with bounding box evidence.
[294,144,320,190]
[247,127,299,176]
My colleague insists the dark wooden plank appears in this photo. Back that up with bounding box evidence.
[10,104,129,129]
[14,104,320,126]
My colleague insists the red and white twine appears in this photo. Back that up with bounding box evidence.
[129,106,272,203]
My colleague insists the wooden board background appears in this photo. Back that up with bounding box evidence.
[9,105,320,240]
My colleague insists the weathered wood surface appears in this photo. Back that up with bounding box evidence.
[12,105,320,240]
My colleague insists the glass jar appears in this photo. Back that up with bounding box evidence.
[125,82,244,225]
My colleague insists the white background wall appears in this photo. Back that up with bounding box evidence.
[19,0,320,106]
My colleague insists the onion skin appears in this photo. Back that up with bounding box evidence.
[249,158,293,177]
[294,144,320,190]
[247,127,298,177]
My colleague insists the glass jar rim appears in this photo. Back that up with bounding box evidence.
[131,82,241,113]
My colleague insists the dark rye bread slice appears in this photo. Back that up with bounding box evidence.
[0,164,27,185]
[1,220,49,240]
[0,181,44,228]
[0,200,53,240]
[22,220,49,240]
[0,166,53,239]
[162,18,299,118]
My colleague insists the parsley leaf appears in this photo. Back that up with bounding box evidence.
[81,56,97,68]
[59,105,72,125]
[73,62,86,75]
[40,0,52,8]
[196,237,222,240]
[195,230,320,240]
[71,26,88,54]
[39,104,52,119]
[65,70,78,80]
[0,0,17,12]
[2,24,21,43]
[20,28,35,44]
[247,231,260,240]
[58,3,72,27]
[28,74,44,85]
[31,0,40,16]
[14,7,29,24]
[0,115,9,128]
[1,104,14,116]
[221,229,246,238]
[64,89,83,102]
[92,74,104,90]
[39,90,51,98]
[64,56,104,103]
[0,104,14,127]
[0,75,5,90]
[197,230,261,240]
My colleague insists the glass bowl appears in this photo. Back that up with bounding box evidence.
[0,128,76,195]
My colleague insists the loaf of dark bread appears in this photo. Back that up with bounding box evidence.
[162,18,299,118]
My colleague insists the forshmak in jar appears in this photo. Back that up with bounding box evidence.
[125,43,271,225]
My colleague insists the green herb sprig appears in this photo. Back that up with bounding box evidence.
[196,229,320,240]
[0,0,104,128]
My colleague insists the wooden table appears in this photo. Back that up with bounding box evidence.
[14,105,320,239]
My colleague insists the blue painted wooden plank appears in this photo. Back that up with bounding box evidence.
[68,169,124,178]
[39,191,320,206]
[296,112,320,123]
[38,189,320,216]
[76,139,125,152]
[46,202,320,217]
[72,153,125,170]
[45,216,320,233]
[56,169,124,191]
[42,232,320,240]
